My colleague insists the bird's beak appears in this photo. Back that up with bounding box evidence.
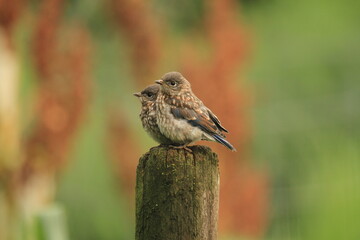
[133,92,141,97]
[155,79,163,85]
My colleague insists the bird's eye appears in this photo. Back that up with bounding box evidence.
[146,92,153,98]
[168,80,177,86]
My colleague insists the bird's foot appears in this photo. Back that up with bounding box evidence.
[169,145,193,153]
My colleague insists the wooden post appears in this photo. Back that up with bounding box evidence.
[136,145,219,240]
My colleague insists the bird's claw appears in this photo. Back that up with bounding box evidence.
[169,145,193,153]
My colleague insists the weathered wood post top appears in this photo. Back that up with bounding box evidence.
[136,145,220,240]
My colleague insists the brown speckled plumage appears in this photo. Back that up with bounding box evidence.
[155,72,236,151]
[134,84,172,144]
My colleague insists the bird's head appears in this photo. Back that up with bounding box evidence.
[133,84,159,106]
[155,72,191,96]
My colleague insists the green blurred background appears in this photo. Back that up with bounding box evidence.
[0,0,359,239]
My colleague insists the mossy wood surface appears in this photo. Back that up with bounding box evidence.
[136,145,219,240]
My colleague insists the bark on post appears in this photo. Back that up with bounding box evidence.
[136,145,219,240]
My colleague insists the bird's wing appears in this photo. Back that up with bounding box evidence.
[170,106,225,137]
[206,108,228,133]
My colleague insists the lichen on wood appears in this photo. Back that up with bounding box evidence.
[136,145,219,240]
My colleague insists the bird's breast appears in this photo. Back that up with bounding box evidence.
[156,97,203,144]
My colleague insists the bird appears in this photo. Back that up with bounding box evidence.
[155,71,236,151]
[133,84,173,145]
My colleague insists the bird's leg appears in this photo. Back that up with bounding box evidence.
[169,145,193,153]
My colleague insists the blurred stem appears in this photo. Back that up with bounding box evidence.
[36,204,69,240]
[19,172,57,240]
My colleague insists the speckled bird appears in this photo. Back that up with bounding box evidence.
[155,72,236,151]
[134,84,172,144]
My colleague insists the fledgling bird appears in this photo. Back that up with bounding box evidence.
[155,72,236,151]
[133,84,172,144]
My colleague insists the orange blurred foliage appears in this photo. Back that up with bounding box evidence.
[110,0,161,85]
[108,112,140,203]
[0,0,22,42]
[20,0,91,183]
[33,0,64,80]
[0,0,91,238]
[108,0,163,208]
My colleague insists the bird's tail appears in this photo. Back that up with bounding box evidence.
[213,134,237,152]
